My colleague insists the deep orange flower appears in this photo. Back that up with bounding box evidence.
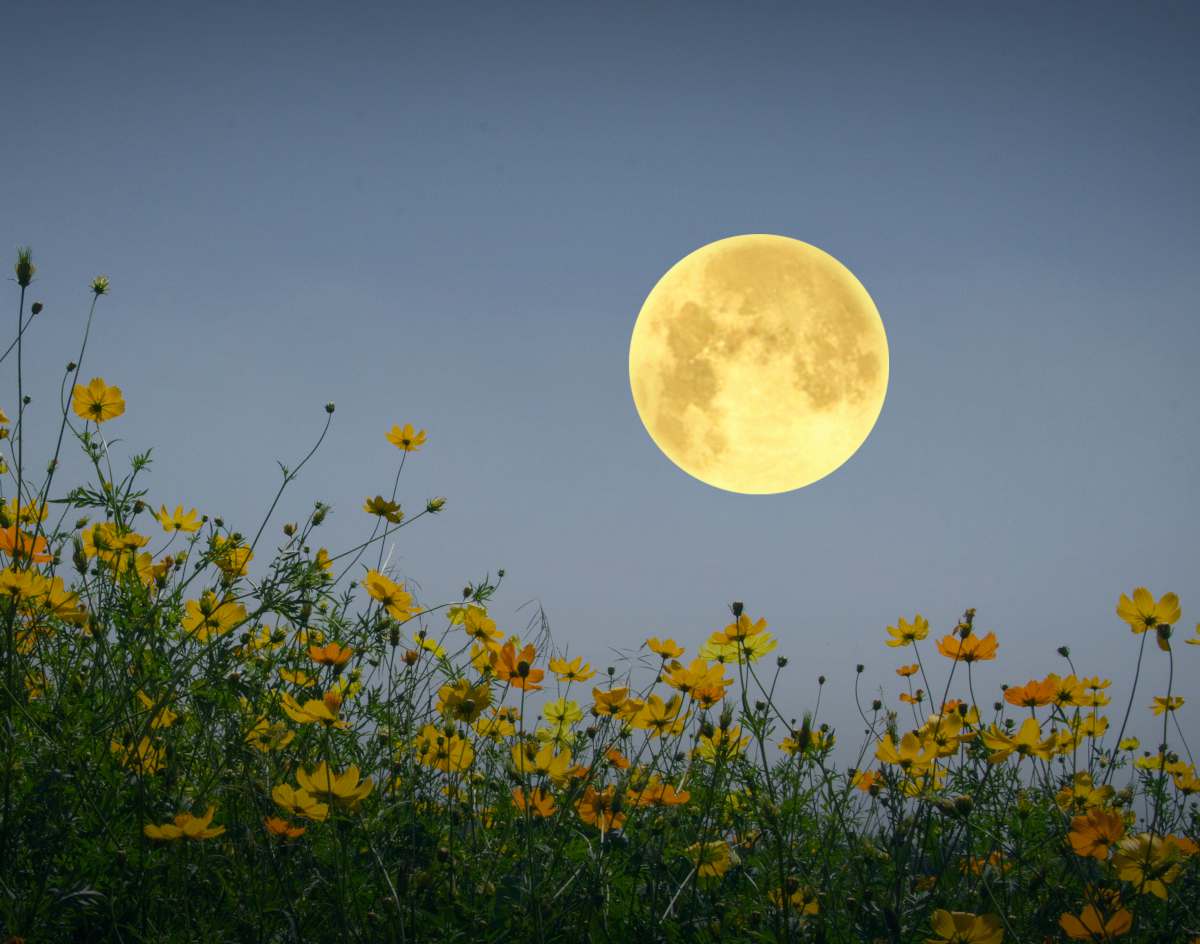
[263,816,306,839]
[1068,808,1126,860]
[492,640,544,691]
[0,526,51,564]
[309,642,353,667]
[512,786,556,818]
[576,785,626,833]
[1004,676,1057,708]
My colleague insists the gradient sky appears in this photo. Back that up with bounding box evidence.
[4,1,1197,757]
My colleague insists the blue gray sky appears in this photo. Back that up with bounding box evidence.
[4,1,1197,756]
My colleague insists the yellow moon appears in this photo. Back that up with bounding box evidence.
[629,234,888,494]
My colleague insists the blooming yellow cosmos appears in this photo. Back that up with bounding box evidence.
[885,614,929,648]
[364,569,415,621]
[72,377,125,423]
[386,423,427,452]
[157,504,201,533]
[144,806,225,841]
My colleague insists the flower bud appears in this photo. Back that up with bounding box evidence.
[91,275,109,295]
[426,496,446,513]
[14,248,34,287]
[730,601,744,618]
[31,301,43,314]
[324,402,335,414]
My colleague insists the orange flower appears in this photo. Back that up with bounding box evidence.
[1068,808,1126,860]
[0,526,51,564]
[936,631,998,663]
[492,640,544,691]
[896,664,919,678]
[512,786,556,818]
[1059,904,1133,941]
[309,642,353,667]
[1004,675,1057,708]
[263,816,306,839]
[576,785,626,833]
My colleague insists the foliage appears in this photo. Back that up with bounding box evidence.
[0,251,1197,943]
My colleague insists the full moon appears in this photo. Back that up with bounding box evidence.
[628,234,889,494]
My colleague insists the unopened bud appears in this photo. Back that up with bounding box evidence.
[324,402,335,414]
[31,301,43,314]
[14,248,34,287]
[426,496,446,513]
[730,601,744,618]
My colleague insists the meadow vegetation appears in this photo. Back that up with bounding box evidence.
[1,249,1197,942]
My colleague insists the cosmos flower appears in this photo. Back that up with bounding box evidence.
[1068,808,1126,860]
[936,631,998,663]
[885,615,929,648]
[144,806,225,841]
[157,504,201,533]
[72,377,125,423]
[386,423,427,452]
[925,911,1003,944]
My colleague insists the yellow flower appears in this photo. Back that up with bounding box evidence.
[144,806,225,841]
[875,732,936,773]
[1151,696,1184,715]
[110,736,165,774]
[1059,904,1132,941]
[314,548,332,573]
[245,716,295,752]
[72,377,125,423]
[437,678,493,723]
[548,654,596,682]
[696,724,751,762]
[157,504,201,533]
[279,691,349,729]
[457,606,503,644]
[363,495,403,524]
[363,569,415,621]
[271,783,329,822]
[979,718,1056,764]
[511,740,573,786]
[543,697,582,729]
[886,614,929,648]
[632,693,687,737]
[684,840,738,878]
[415,724,475,773]
[210,535,252,578]
[135,690,178,729]
[1117,587,1181,635]
[181,591,247,642]
[1056,773,1115,813]
[279,667,316,687]
[768,883,820,916]
[646,637,684,659]
[296,763,374,811]
[386,423,427,452]
[1112,833,1183,899]
[926,910,1003,944]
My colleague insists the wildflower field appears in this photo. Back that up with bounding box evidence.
[1,249,1197,943]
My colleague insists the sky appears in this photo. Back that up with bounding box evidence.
[3,1,1197,760]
